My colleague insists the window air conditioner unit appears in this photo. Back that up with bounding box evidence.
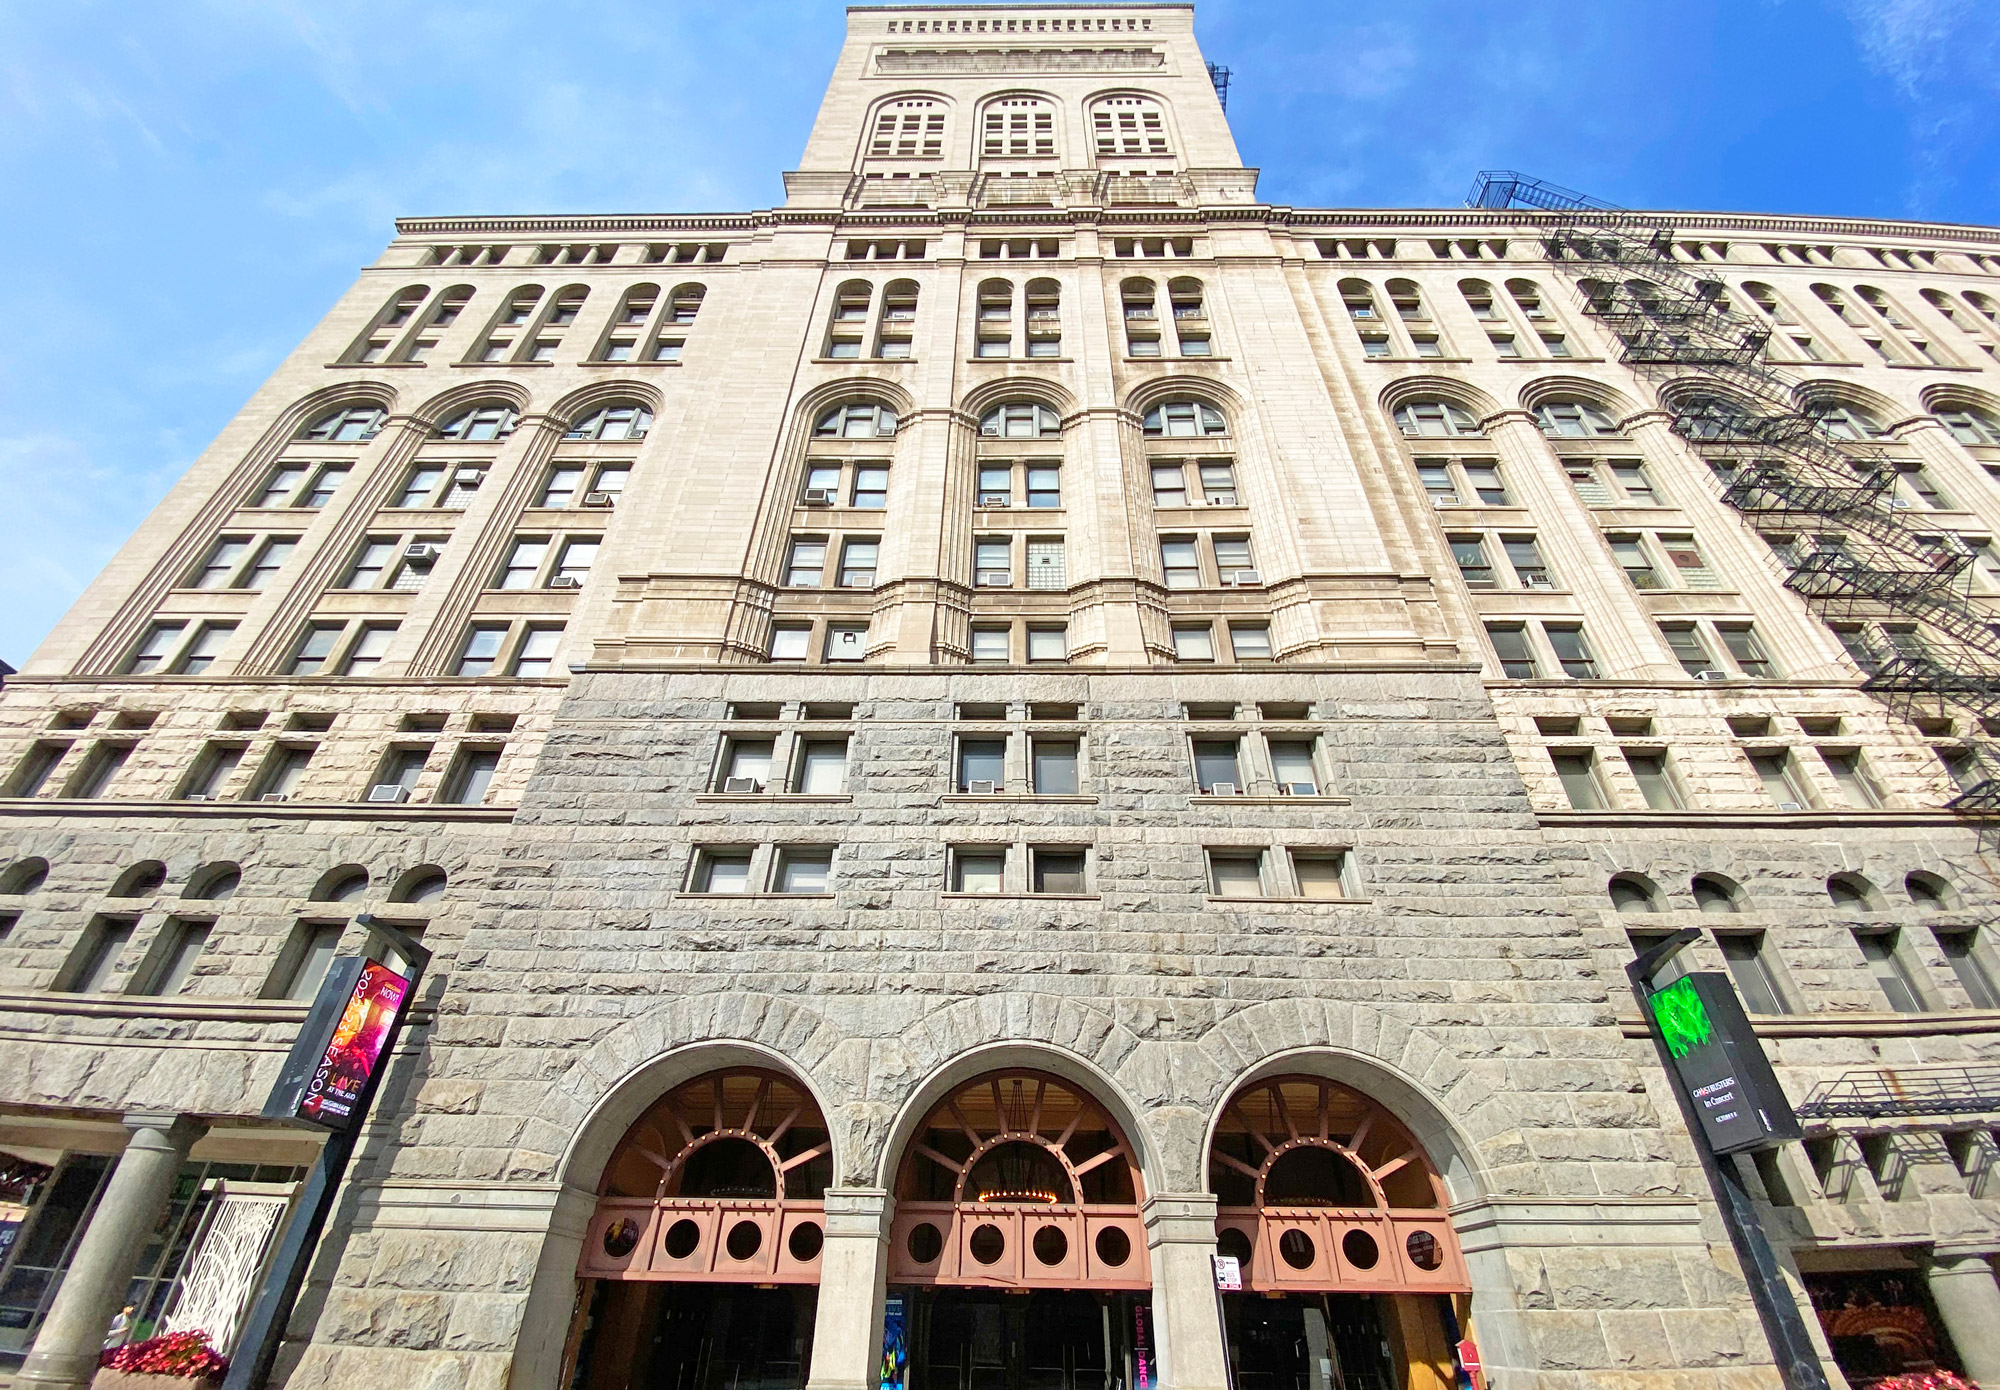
[367,784,411,803]
[722,776,762,794]
[548,575,584,589]
[1432,495,1462,508]
[978,494,1011,507]
[1521,574,1555,589]
[1778,801,1803,811]
[1208,781,1238,796]
[1695,669,1732,681]
[404,543,441,563]
[453,468,484,485]
[1283,781,1319,796]
[1888,498,1913,509]
[802,488,836,506]
[581,491,616,508]
[181,792,214,802]
[1207,494,1239,506]
[260,792,291,803]
[1226,570,1262,587]
[965,779,999,795]
[975,570,1011,587]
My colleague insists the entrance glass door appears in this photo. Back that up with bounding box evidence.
[1222,1293,1396,1390]
[906,1288,1132,1390]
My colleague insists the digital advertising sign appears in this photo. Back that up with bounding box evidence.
[262,956,413,1132]
[1646,972,1801,1155]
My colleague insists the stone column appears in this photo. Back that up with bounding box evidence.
[1143,1192,1229,1390]
[1924,1248,2000,1387]
[806,1188,891,1390]
[18,1113,206,1390]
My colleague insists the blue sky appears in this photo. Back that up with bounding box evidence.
[1,0,1996,665]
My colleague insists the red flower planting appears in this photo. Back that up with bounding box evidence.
[1870,1373,1979,1390]
[99,1329,230,1378]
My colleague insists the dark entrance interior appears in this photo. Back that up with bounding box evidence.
[902,1287,1145,1390]
[1804,1268,1963,1386]
[568,1281,817,1390]
[1222,1293,1397,1390]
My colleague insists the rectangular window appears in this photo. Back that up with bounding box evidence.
[395,467,444,508]
[1718,625,1776,678]
[1610,536,1661,589]
[541,466,585,508]
[1192,738,1242,793]
[287,624,341,676]
[302,466,348,508]
[441,747,501,805]
[796,740,848,794]
[1031,848,1086,894]
[1026,467,1060,508]
[958,738,1006,793]
[1025,539,1065,591]
[1032,740,1079,795]
[1550,751,1607,810]
[720,738,774,792]
[455,625,506,676]
[1937,932,2000,1009]
[838,539,879,588]
[1659,535,1720,589]
[824,625,867,662]
[278,923,343,1001]
[1209,851,1265,898]
[775,847,833,893]
[61,918,136,993]
[238,538,295,590]
[786,539,827,587]
[1748,750,1814,809]
[1415,463,1456,502]
[497,539,548,589]
[1269,741,1318,795]
[1151,464,1188,507]
[1291,853,1349,900]
[1485,624,1537,679]
[1502,536,1552,588]
[1212,536,1254,581]
[1819,749,1883,808]
[126,623,186,674]
[1544,626,1598,679]
[257,465,309,508]
[852,466,889,509]
[692,848,753,893]
[1719,934,1790,1015]
[1463,464,1509,506]
[1610,462,1657,503]
[977,466,1012,506]
[1161,539,1201,590]
[373,746,429,799]
[952,848,1005,894]
[254,744,313,800]
[1026,626,1067,663]
[970,627,1009,663]
[769,625,810,661]
[442,467,486,508]
[1449,535,1494,588]
[1623,750,1685,810]
[192,538,249,589]
[346,540,395,590]
[513,626,562,677]
[1173,625,1216,661]
[62,743,129,800]
[1661,625,1717,678]
[1856,930,1927,1012]
[135,920,210,997]
[178,743,242,800]
[1199,463,1238,505]
[341,624,395,676]
[1229,624,1272,661]
[974,538,1012,587]
[176,623,234,674]
[553,540,598,585]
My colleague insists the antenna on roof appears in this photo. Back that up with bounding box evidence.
[1207,61,1232,110]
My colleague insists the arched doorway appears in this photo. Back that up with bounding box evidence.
[565,1067,832,1390]
[1210,1076,1470,1390]
[886,1070,1151,1390]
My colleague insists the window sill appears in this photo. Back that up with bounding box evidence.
[1125,356,1232,364]
[327,361,432,369]
[1187,794,1352,806]
[815,357,914,366]
[1206,895,1370,906]
[941,892,1100,902]
[0,990,439,1026]
[1616,1008,2000,1040]
[942,793,1098,805]
[449,360,554,367]
[967,357,1076,365]
[1360,355,1474,365]
[693,793,853,804]
[582,360,681,368]
[674,892,838,901]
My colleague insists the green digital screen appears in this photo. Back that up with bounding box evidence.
[1649,976,1715,1059]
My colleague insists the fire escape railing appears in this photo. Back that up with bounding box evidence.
[1466,173,2000,811]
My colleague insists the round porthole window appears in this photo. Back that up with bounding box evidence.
[969,1223,1006,1266]
[907,1222,944,1263]
[601,1217,641,1258]
[1278,1229,1316,1270]
[788,1222,825,1262]
[1032,1226,1068,1266]
[1095,1226,1133,1267]
[1406,1229,1443,1270]
[1341,1229,1380,1270]
[725,1220,764,1261]
[663,1219,701,1259]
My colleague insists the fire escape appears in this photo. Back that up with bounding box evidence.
[1467,171,2000,812]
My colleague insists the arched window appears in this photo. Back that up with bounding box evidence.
[311,867,370,903]
[1936,405,2000,446]
[1121,278,1157,320]
[184,863,240,901]
[979,95,1055,161]
[1906,871,1956,909]
[566,403,653,441]
[391,867,448,904]
[348,286,430,361]
[981,402,1062,438]
[1810,402,1887,441]
[666,284,705,326]
[1506,279,1549,319]
[594,284,658,362]
[1741,282,1797,324]
[1812,283,1865,328]
[301,404,386,443]
[974,280,1013,358]
[1024,278,1060,357]
[1856,286,1912,328]
[1828,873,1879,910]
[1535,400,1621,438]
[1691,874,1741,914]
[1089,95,1173,166]
[1460,279,1499,320]
[1386,278,1426,321]
[436,403,518,442]
[1921,288,1978,332]
[1142,401,1226,438]
[1169,277,1205,319]
[0,858,50,895]
[1609,874,1661,914]
[1392,401,1481,438]
[815,402,898,438]
[825,281,871,359]
[872,96,948,160]
[1966,291,2000,326]
[109,862,167,898]
[1671,394,1756,441]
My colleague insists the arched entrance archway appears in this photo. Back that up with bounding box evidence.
[1210,1075,1470,1390]
[886,1070,1152,1390]
[566,1067,831,1390]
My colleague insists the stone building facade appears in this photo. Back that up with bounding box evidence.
[3,5,2000,1389]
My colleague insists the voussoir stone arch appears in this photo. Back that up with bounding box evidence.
[521,991,852,1189]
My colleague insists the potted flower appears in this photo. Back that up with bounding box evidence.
[1869,1373,1979,1390]
[95,1330,230,1389]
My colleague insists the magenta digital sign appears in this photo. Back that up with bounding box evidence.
[296,962,410,1127]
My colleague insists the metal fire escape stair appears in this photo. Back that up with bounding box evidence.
[1466,172,2000,811]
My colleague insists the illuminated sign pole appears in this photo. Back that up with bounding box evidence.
[1627,929,1827,1390]
[222,915,431,1390]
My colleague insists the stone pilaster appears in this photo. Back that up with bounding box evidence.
[805,1188,892,1390]
[1143,1192,1228,1390]
[1924,1249,2000,1386]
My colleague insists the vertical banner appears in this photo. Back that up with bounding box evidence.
[1132,1301,1155,1390]
[299,962,411,1128]
[878,1295,907,1390]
